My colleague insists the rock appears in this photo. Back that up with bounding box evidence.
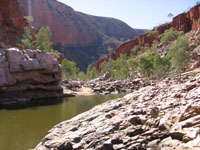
[92,4,200,72]
[18,0,144,71]
[0,0,27,47]
[0,48,63,109]
[36,75,200,150]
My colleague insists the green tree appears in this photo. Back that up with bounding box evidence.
[35,26,53,52]
[62,58,80,79]
[86,66,99,79]
[153,54,170,79]
[168,37,190,74]
[160,28,184,44]
[128,59,138,72]
[77,72,86,80]
[20,27,34,49]
[131,45,139,56]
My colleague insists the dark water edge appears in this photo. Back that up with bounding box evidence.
[0,93,126,150]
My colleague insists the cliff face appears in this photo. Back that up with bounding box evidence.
[0,0,27,47]
[18,0,145,71]
[93,4,200,71]
[0,48,63,109]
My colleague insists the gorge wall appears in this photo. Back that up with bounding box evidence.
[92,4,200,71]
[0,48,63,109]
[0,0,27,47]
[18,0,145,71]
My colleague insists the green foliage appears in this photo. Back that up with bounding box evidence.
[77,72,86,80]
[20,27,34,49]
[153,54,170,79]
[198,18,200,23]
[160,28,184,44]
[147,30,158,37]
[190,72,198,77]
[35,26,53,52]
[86,66,99,79]
[62,58,80,80]
[168,37,190,74]
[25,16,34,22]
[128,59,138,72]
[139,51,170,78]
[131,45,139,56]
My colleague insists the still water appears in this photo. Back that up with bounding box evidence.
[0,94,125,150]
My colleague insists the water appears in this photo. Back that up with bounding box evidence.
[0,94,125,150]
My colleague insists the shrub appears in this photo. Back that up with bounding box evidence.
[147,30,158,37]
[139,51,170,78]
[168,37,190,74]
[160,28,184,44]
[190,72,198,77]
[131,45,139,56]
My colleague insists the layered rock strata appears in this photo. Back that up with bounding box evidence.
[93,4,200,71]
[36,74,200,150]
[0,48,63,109]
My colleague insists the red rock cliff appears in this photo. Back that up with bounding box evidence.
[93,4,200,71]
[18,0,145,71]
[0,0,27,47]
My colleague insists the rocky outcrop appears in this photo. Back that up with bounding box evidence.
[0,0,27,47]
[36,74,200,150]
[84,75,147,95]
[0,48,63,109]
[18,0,145,71]
[93,4,200,71]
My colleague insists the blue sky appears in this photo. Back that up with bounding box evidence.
[57,0,199,29]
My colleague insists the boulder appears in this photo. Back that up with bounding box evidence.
[0,48,63,109]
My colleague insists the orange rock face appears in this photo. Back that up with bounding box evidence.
[18,0,145,71]
[0,0,27,47]
[93,4,200,71]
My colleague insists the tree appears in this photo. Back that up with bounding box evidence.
[167,13,174,19]
[35,26,53,52]
[62,58,80,79]
[131,45,139,56]
[168,37,190,74]
[20,27,34,49]
[153,54,170,79]
[160,28,184,44]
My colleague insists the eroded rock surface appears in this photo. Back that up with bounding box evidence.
[0,48,63,109]
[36,74,200,150]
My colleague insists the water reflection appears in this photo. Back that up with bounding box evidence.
[0,94,125,150]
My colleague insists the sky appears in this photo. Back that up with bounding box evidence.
[57,0,199,29]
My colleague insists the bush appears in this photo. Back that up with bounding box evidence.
[167,37,190,74]
[62,58,80,79]
[131,45,139,56]
[139,51,170,78]
[190,72,198,77]
[160,28,184,44]
[147,30,158,37]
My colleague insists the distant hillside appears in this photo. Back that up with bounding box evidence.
[18,0,145,71]
[92,4,200,71]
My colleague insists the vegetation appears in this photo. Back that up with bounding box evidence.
[131,45,139,56]
[160,28,184,44]
[190,72,198,77]
[20,27,34,49]
[62,58,80,80]
[139,51,170,79]
[147,30,158,37]
[168,37,190,74]
[35,27,54,52]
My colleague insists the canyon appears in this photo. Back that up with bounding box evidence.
[92,4,200,71]
[18,0,145,71]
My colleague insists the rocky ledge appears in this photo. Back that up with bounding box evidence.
[36,74,200,150]
[0,48,63,109]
